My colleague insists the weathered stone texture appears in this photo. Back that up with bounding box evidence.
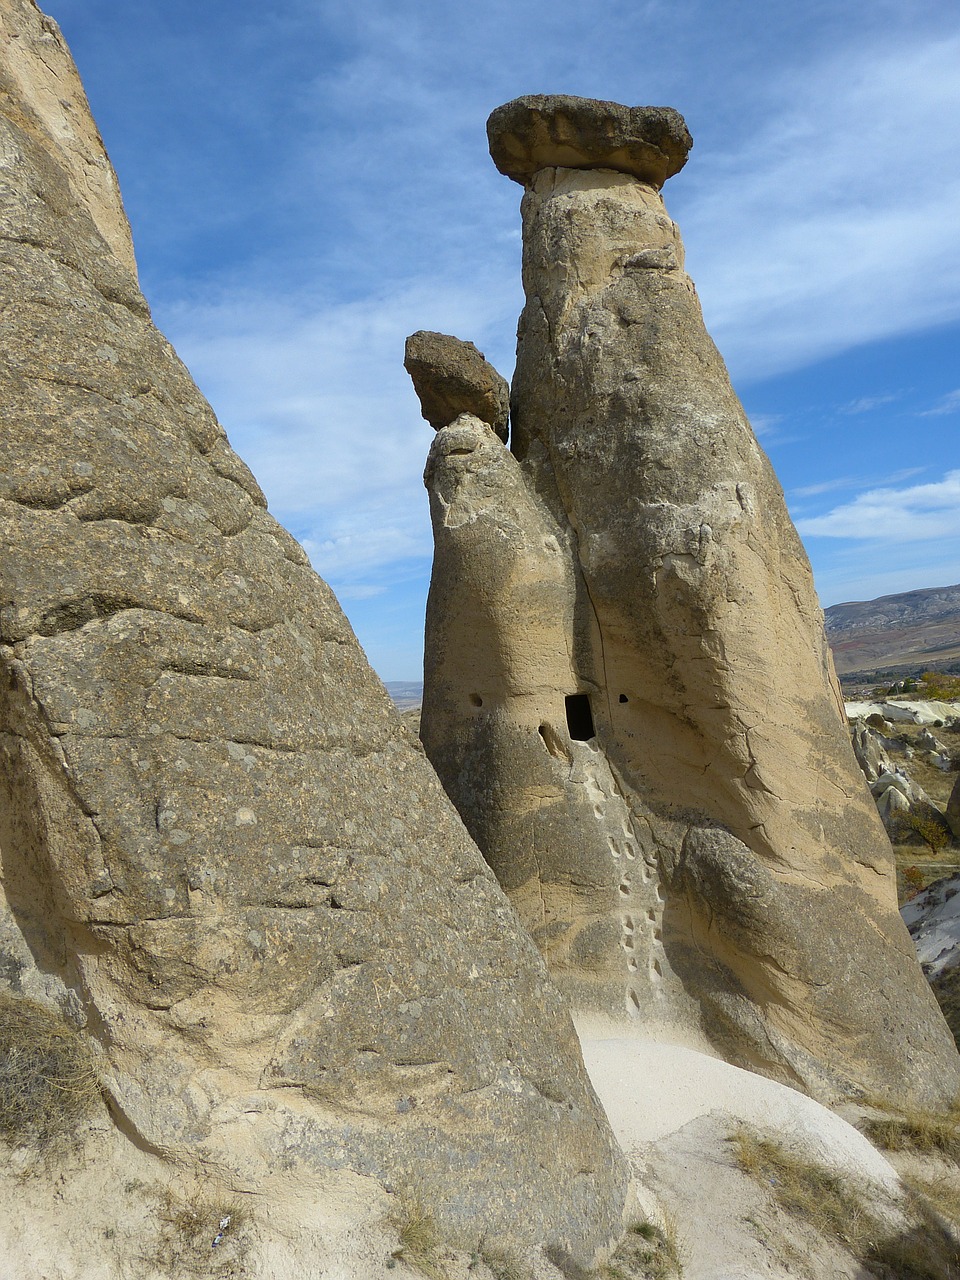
[405,330,510,439]
[417,94,960,1109]
[487,94,692,188]
[0,17,628,1269]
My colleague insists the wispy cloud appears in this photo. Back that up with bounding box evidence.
[921,388,960,416]
[680,30,960,382]
[159,278,517,595]
[748,413,783,438]
[791,466,925,499]
[797,470,960,540]
[792,476,860,499]
[841,393,901,415]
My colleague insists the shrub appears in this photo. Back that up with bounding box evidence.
[604,1217,685,1279]
[894,804,952,854]
[142,1189,251,1277]
[0,989,99,1148]
[921,672,960,701]
[901,865,926,899]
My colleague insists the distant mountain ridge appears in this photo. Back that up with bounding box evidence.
[825,582,960,676]
[384,680,423,709]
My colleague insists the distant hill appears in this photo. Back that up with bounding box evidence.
[384,680,423,710]
[825,582,960,677]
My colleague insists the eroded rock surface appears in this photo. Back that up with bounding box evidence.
[404,330,509,440]
[415,94,960,1109]
[487,95,692,188]
[0,16,628,1273]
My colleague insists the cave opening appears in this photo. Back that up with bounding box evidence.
[565,693,595,741]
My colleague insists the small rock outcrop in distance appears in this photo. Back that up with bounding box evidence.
[413,93,960,1109]
[948,773,960,840]
[404,330,510,440]
[0,8,628,1274]
[902,871,960,1046]
[850,717,953,836]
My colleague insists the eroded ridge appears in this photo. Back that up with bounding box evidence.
[0,19,629,1273]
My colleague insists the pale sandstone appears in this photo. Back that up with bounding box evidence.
[0,0,137,279]
[0,20,629,1273]
[417,95,960,1108]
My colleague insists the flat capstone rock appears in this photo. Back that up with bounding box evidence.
[487,94,692,188]
[405,330,510,440]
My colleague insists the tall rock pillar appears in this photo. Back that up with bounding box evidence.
[414,95,960,1109]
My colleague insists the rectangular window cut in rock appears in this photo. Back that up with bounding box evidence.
[565,693,595,741]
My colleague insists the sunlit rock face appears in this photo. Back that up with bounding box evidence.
[414,94,960,1110]
[0,15,629,1273]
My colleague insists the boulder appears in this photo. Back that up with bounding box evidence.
[918,728,948,754]
[876,784,913,831]
[487,95,692,188]
[851,717,891,783]
[0,12,628,1274]
[415,93,960,1109]
[404,330,509,440]
[870,770,929,805]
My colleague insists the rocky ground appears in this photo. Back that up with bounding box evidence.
[855,710,960,899]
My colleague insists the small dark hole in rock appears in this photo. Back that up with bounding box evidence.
[619,694,628,704]
[470,693,483,707]
[565,693,595,741]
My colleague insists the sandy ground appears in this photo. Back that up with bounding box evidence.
[0,1023,914,1280]
[577,1027,903,1279]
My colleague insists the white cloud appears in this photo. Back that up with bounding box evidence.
[678,30,960,382]
[797,470,960,540]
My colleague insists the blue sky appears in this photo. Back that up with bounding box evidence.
[46,0,960,679]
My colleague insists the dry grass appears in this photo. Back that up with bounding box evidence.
[142,1190,251,1278]
[902,1171,960,1232]
[729,1128,872,1250]
[475,1241,526,1280]
[388,1194,447,1280]
[0,989,100,1149]
[859,1098,960,1163]
[604,1217,686,1279]
[730,1125,960,1279]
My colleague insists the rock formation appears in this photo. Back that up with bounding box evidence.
[405,330,510,441]
[948,773,960,840]
[851,718,940,835]
[0,11,629,1274]
[413,94,960,1108]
